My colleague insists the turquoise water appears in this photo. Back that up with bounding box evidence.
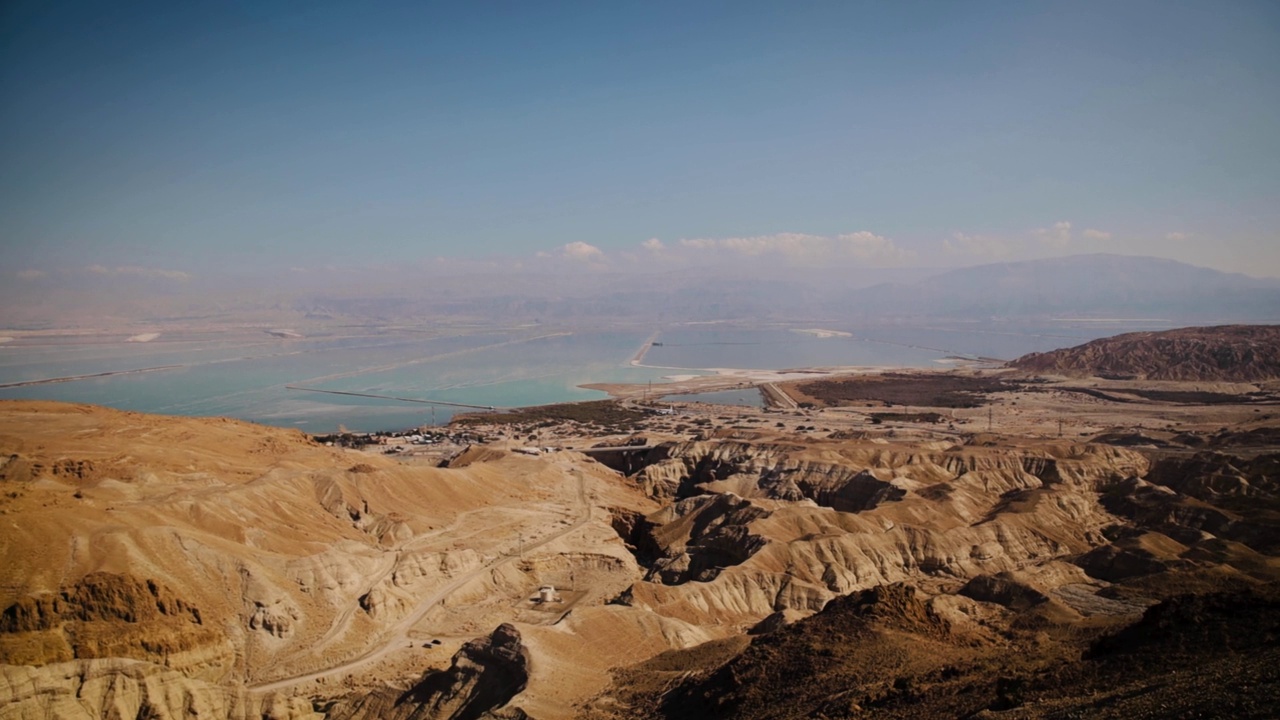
[822,320,1183,361]
[0,330,683,432]
[642,328,947,369]
[0,320,1185,433]
[641,320,1183,369]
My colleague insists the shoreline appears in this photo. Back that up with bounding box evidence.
[0,325,1001,433]
[579,364,918,403]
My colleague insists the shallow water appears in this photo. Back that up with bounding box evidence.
[661,387,765,408]
[0,320,1181,432]
[642,328,946,369]
[641,320,1181,369]
[0,330,677,432]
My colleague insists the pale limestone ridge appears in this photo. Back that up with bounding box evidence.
[0,659,318,720]
[620,439,1148,625]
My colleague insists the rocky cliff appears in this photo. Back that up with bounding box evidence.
[326,624,532,720]
[0,572,231,677]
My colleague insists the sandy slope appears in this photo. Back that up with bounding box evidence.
[0,401,667,717]
[2,380,1278,718]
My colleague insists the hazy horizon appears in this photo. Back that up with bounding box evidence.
[3,2,1278,328]
[2,250,1279,330]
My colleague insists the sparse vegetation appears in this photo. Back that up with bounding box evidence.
[451,400,649,428]
[790,373,1016,409]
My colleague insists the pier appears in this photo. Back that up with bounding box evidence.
[284,386,498,410]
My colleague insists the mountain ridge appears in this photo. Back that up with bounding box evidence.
[1007,324,1280,381]
[842,254,1280,321]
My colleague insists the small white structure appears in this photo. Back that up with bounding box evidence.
[537,585,560,603]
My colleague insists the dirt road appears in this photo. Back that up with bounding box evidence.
[249,468,592,694]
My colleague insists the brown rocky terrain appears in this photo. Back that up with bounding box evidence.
[0,401,654,718]
[325,623,533,720]
[1,359,1278,719]
[0,571,223,669]
[611,582,1280,719]
[1007,324,1280,381]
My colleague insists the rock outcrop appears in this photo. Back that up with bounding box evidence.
[0,659,319,719]
[0,573,231,678]
[327,623,532,720]
[642,493,770,585]
[1146,452,1280,505]
[248,598,300,639]
[958,572,1049,611]
[658,584,954,719]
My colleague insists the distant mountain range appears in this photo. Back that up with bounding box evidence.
[4,253,1278,329]
[838,254,1280,322]
[290,254,1280,325]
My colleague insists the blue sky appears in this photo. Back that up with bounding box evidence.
[2,0,1278,281]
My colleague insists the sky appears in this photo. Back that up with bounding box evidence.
[2,0,1279,290]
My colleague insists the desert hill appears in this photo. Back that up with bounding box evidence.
[1,389,1278,718]
[625,582,1280,719]
[0,401,659,718]
[1008,324,1280,381]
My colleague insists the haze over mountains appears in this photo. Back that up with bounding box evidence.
[842,254,1280,321]
[3,254,1278,330]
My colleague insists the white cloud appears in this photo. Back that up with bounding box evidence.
[1083,228,1112,241]
[835,231,917,263]
[942,232,1017,258]
[560,241,605,261]
[678,237,717,250]
[1034,221,1072,249]
[641,238,665,252]
[1166,231,1190,241]
[86,265,191,280]
[721,234,811,256]
[680,233,822,257]
[676,231,913,266]
[16,269,46,279]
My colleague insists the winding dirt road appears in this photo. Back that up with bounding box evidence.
[249,467,592,693]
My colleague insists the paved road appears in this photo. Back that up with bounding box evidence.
[761,382,800,410]
[249,468,592,693]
